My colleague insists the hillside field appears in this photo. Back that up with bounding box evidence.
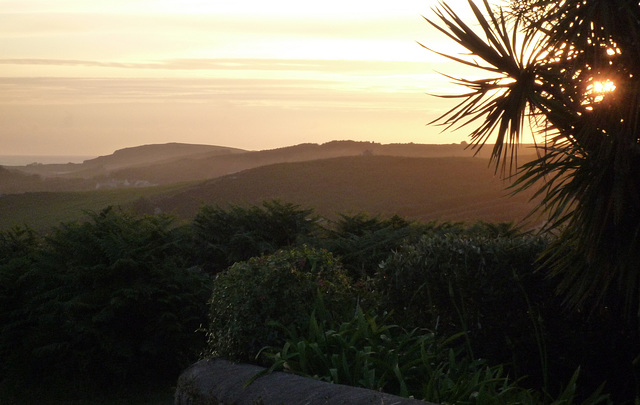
[0,154,543,232]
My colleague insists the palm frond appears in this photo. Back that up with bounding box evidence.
[424,0,542,174]
[426,0,640,316]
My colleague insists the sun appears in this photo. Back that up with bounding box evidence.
[585,78,616,104]
[591,80,616,94]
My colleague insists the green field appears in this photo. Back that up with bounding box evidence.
[0,183,192,232]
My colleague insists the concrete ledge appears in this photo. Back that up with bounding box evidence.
[175,358,435,405]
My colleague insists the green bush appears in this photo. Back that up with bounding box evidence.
[0,207,211,400]
[0,226,38,263]
[375,233,548,327]
[371,232,633,400]
[373,233,552,379]
[0,227,40,397]
[259,307,512,401]
[317,216,522,281]
[206,245,354,362]
[192,200,317,274]
[317,213,421,280]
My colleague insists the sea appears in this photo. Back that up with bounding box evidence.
[0,155,96,166]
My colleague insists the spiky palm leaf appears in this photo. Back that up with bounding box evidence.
[421,0,544,173]
[426,0,640,317]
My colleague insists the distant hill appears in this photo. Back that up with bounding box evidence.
[12,143,246,180]
[0,141,546,231]
[8,141,539,190]
[107,141,539,185]
[147,155,544,227]
[0,166,92,194]
[82,142,246,171]
[0,154,544,231]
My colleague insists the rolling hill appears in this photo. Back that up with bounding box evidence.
[147,155,543,227]
[88,141,539,185]
[0,141,545,231]
[12,142,245,180]
[0,166,92,194]
[7,141,539,189]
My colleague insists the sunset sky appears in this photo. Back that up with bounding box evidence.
[0,0,483,157]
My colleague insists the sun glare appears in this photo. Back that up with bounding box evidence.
[585,79,616,104]
[591,80,616,94]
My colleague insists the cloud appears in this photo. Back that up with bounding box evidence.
[0,58,163,69]
[0,10,453,63]
[0,75,457,155]
[0,57,468,101]
[0,12,430,40]
[0,57,435,72]
[0,75,435,109]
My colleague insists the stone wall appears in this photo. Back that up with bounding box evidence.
[175,358,436,405]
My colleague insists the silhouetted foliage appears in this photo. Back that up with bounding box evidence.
[317,213,420,280]
[192,200,317,274]
[317,214,523,280]
[0,207,211,400]
[1,199,636,402]
[0,226,38,265]
[425,0,640,319]
[372,232,636,400]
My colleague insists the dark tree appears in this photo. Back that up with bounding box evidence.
[191,200,317,273]
[423,0,640,317]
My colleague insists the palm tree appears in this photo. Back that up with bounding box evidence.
[422,0,640,318]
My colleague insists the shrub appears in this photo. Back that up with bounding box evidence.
[192,200,317,274]
[0,227,40,397]
[375,233,549,325]
[0,226,39,263]
[206,245,353,362]
[0,207,211,400]
[318,216,522,281]
[371,231,635,400]
[373,233,552,378]
[317,213,421,280]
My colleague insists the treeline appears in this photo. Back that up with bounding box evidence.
[0,201,637,403]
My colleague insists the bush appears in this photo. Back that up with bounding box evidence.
[373,233,552,378]
[191,200,318,274]
[0,208,211,400]
[0,226,38,264]
[317,217,522,281]
[374,232,550,327]
[206,245,354,362]
[371,231,636,400]
[0,227,40,397]
[317,213,421,280]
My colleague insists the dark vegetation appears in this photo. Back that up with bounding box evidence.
[423,0,640,317]
[0,208,211,402]
[3,0,639,401]
[1,201,637,403]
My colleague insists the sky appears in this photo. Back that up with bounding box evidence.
[0,0,487,157]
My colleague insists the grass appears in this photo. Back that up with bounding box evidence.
[155,155,542,225]
[0,183,191,232]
